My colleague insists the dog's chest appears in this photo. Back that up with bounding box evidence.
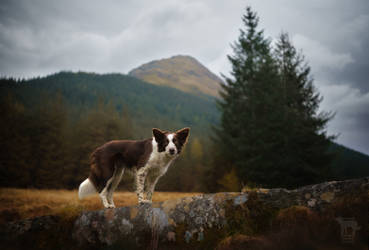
[144,151,174,175]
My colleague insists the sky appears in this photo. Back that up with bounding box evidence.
[1,0,369,154]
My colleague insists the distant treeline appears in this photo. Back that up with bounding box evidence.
[1,72,218,137]
[0,74,215,191]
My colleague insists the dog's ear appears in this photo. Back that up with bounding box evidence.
[176,127,190,144]
[153,128,166,142]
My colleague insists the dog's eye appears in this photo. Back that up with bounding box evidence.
[166,139,169,144]
[172,138,177,143]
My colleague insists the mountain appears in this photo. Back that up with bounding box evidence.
[128,55,222,97]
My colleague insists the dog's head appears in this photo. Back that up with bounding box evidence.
[152,127,190,156]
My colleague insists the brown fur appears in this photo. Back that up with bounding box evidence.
[88,139,153,192]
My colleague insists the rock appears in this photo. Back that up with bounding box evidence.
[1,177,368,250]
[71,177,369,248]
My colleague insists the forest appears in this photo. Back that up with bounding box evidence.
[0,72,219,191]
[1,71,368,193]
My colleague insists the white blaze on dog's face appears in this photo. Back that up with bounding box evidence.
[152,128,190,156]
[166,134,177,156]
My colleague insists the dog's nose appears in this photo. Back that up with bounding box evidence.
[169,148,175,155]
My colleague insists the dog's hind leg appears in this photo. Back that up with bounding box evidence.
[107,166,124,208]
[99,175,114,208]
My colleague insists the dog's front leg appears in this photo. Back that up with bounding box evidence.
[136,167,150,204]
[146,174,163,202]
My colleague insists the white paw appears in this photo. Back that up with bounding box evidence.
[105,204,115,209]
[139,199,152,204]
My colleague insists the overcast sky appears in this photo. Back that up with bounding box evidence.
[1,0,368,154]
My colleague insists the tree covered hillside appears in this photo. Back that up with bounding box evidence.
[329,143,369,180]
[2,71,218,138]
[0,72,217,191]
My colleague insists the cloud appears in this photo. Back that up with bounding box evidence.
[0,0,243,77]
[319,82,369,154]
[0,0,368,154]
[293,34,354,71]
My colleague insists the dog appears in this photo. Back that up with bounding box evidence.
[78,127,190,208]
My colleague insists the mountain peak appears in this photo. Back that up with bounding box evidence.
[128,55,222,97]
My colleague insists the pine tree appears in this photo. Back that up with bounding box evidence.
[216,6,280,187]
[215,7,334,188]
[273,32,335,187]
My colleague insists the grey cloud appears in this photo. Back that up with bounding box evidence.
[0,0,368,154]
[250,0,369,92]
[336,49,369,93]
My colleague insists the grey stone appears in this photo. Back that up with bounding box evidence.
[1,177,367,249]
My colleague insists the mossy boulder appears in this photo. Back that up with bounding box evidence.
[1,177,368,250]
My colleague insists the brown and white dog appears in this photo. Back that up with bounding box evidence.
[78,127,190,208]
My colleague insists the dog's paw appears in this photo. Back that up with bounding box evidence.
[105,204,115,209]
[139,199,152,205]
[140,199,152,203]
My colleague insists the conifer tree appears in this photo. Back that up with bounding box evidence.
[215,7,334,188]
[216,6,279,186]
[273,32,335,187]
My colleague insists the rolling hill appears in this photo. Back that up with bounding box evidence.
[129,55,222,97]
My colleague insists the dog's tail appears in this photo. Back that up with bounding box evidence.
[78,178,97,199]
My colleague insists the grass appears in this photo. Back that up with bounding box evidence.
[0,188,200,224]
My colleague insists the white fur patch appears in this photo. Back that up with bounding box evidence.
[107,167,124,207]
[135,137,177,203]
[149,136,176,168]
[99,167,124,208]
[166,133,177,155]
[100,174,115,208]
[78,178,96,199]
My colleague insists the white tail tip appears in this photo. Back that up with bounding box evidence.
[78,178,96,199]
